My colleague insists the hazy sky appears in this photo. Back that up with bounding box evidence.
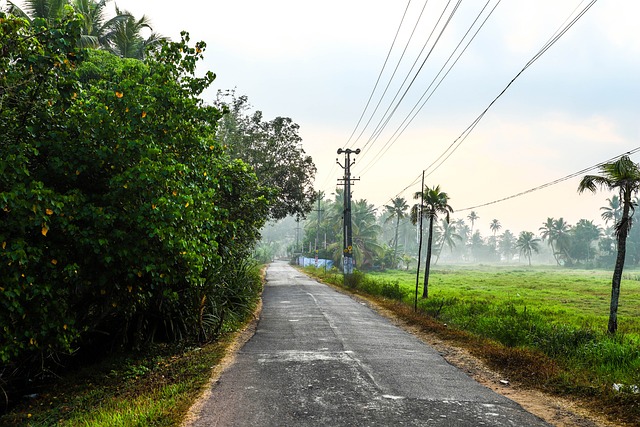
[9,0,640,236]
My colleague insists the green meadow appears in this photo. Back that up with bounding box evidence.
[369,266,640,336]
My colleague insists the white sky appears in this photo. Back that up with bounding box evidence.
[7,0,640,237]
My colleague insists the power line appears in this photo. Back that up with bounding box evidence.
[359,0,462,156]
[359,0,501,176]
[348,0,432,150]
[344,0,414,148]
[420,0,599,180]
[321,1,418,193]
[456,147,640,213]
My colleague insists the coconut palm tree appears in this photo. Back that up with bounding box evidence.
[434,219,462,265]
[411,185,453,298]
[7,0,138,50]
[383,197,409,269]
[467,211,479,236]
[579,155,640,334]
[553,218,573,266]
[498,230,516,262]
[515,231,541,266]
[571,219,602,263]
[600,195,622,226]
[539,217,560,265]
[108,5,167,59]
[7,0,67,21]
[72,0,129,49]
[489,219,501,237]
[351,199,383,269]
[488,219,501,252]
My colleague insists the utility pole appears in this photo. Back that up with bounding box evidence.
[415,171,425,311]
[295,215,301,258]
[313,193,324,268]
[336,148,360,283]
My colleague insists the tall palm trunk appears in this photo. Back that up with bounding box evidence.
[610,193,631,334]
[422,214,434,298]
[392,215,400,268]
[550,240,561,265]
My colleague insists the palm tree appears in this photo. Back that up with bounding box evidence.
[351,199,383,269]
[515,231,541,266]
[579,155,640,334]
[108,5,167,59]
[72,0,130,49]
[600,195,622,225]
[7,0,67,21]
[553,218,573,266]
[434,219,462,265]
[489,219,501,237]
[383,197,409,269]
[411,185,453,298]
[467,211,479,236]
[489,219,501,253]
[539,217,560,265]
[498,230,516,262]
[571,219,602,263]
[7,1,138,50]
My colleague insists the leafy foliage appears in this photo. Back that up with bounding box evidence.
[1,9,87,366]
[1,11,273,398]
[216,92,317,220]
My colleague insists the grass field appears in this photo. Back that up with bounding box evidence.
[368,265,640,336]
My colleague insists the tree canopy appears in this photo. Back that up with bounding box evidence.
[215,92,317,220]
[0,10,292,395]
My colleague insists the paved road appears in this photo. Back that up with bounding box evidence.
[188,261,550,426]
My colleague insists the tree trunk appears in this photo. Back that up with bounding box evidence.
[393,216,400,269]
[609,196,631,334]
[434,241,443,266]
[550,241,561,266]
[422,215,434,298]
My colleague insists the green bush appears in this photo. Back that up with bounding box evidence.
[0,12,271,396]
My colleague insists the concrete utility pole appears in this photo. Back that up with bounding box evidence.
[415,170,425,311]
[295,216,301,256]
[313,194,324,267]
[336,148,360,280]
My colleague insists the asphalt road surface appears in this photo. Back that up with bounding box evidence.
[187,261,550,426]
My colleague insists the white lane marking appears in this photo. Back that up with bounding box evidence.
[382,395,405,400]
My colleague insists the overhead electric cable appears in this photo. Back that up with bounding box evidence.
[322,0,417,193]
[348,0,432,149]
[359,0,501,176]
[344,0,414,148]
[456,147,640,212]
[420,0,599,179]
[359,0,462,156]
[368,0,602,219]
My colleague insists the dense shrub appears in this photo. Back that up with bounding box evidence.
[0,11,271,397]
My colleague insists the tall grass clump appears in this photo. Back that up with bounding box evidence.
[303,267,407,300]
[414,297,640,384]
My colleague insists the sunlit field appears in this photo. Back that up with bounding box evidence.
[368,265,640,335]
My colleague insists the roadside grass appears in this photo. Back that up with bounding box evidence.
[0,341,231,426]
[370,266,640,335]
[303,265,640,426]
